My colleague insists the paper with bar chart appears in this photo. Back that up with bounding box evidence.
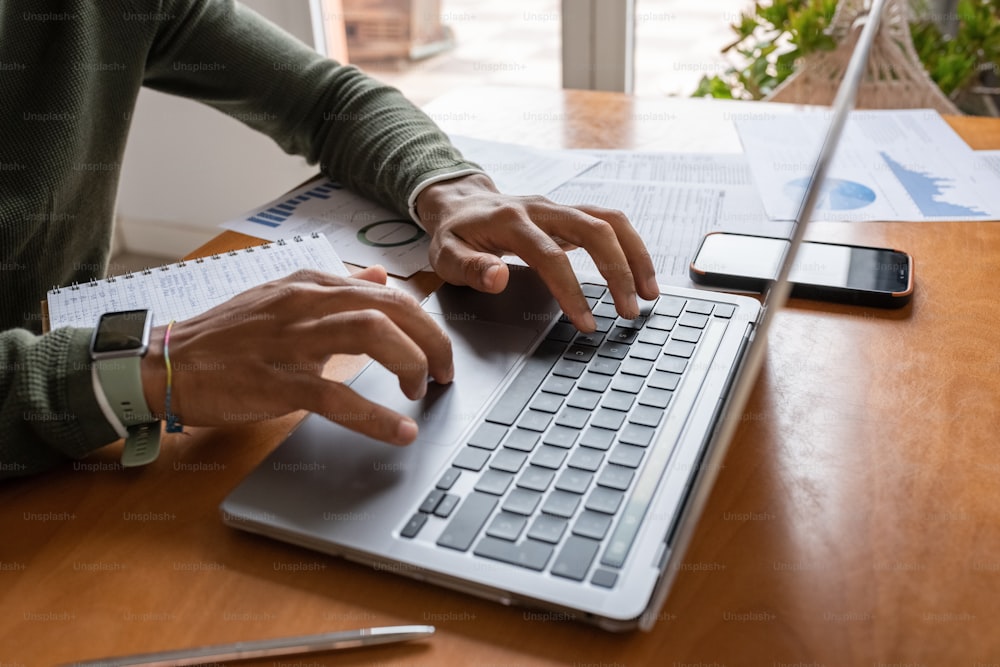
[735,109,1000,222]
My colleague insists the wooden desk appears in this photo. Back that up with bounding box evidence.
[3,89,1000,666]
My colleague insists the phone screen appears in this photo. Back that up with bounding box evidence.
[694,234,910,293]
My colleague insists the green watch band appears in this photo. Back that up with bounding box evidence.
[91,310,162,467]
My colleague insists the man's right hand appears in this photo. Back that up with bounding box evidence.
[139,266,453,445]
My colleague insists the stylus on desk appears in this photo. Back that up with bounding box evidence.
[66,624,435,667]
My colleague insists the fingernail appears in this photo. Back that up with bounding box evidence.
[483,263,501,291]
[645,276,659,296]
[397,418,418,443]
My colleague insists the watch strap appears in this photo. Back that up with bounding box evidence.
[95,356,154,426]
[121,422,162,467]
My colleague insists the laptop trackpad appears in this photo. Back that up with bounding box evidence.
[348,314,537,447]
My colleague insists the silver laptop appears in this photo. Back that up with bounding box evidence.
[221,0,887,631]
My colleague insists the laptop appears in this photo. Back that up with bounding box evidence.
[221,0,888,631]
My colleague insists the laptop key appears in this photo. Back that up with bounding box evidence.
[613,316,646,331]
[543,426,579,449]
[664,340,696,359]
[593,302,618,319]
[517,465,555,492]
[555,468,593,495]
[637,328,668,346]
[437,492,498,551]
[518,409,553,433]
[527,514,568,544]
[401,513,427,539]
[654,296,685,317]
[628,342,660,361]
[586,487,625,515]
[621,358,653,377]
[630,405,663,428]
[608,443,646,468]
[453,446,491,471]
[639,387,672,409]
[581,283,606,299]
[545,321,577,343]
[591,408,626,431]
[597,341,629,360]
[713,303,736,318]
[591,568,619,588]
[551,535,600,581]
[419,489,445,514]
[609,374,642,394]
[467,422,507,450]
[619,423,656,447]
[573,510,613,540]
[678,312,710,329]
[590,358,621,375]
[579,427,615,451]
[592,316,615,333]
[490,449,528,473]
[486,512,528,541]
[529,393,564,414]
[578,373,611,392]
[608,326,638,343]
[655,357,687,374]
[646,314,677,331]
[555,407,591,430]
[542,376,575,396]
[568,448,604,472]
[564,344,596,363]
[475,536,554,571]
[649,370,683,391]
[485,338,564,426]
[531,445,568,470]
[503,488,542,515]
[597,465,634,492]
[672,326,702,344]
[504,428,540,452]
[475,469,516,496]
[572,332,604,347]
[436,467,462,490]
[603,390,635,412]
[434,493,460,518]
[541,490,581,518]
[685,300,714,315]
[567,389,601,410]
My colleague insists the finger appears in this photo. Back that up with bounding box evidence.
[533,206,640,319]
[429,231,509,294]
[575,205,659,300]
[309,309,432,400]
[300,376,419,446]
[488,220,596,332]
[352,264,388,285]
[279,284,454,384]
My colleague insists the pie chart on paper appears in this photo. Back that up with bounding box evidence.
[783,177,877,211]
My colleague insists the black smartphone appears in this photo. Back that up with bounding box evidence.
[689,232,914,308]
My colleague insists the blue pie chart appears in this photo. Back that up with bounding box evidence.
[784,177,876,211]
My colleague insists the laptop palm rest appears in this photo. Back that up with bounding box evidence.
[223,267,560,548]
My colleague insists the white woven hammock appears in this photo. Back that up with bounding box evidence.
[765,0,960,114]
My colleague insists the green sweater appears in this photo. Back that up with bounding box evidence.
[0,0,478,477]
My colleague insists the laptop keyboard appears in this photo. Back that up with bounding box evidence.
[400,283,737,588]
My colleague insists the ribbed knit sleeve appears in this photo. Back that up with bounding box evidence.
[0,328,119,478]
[143,0,480,217]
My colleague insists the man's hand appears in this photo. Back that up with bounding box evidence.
[415,172,659,332]
[139,266,453,445]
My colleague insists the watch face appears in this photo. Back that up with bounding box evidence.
[93,310,151,354]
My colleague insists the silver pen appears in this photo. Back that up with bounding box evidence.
[65,624,435,667]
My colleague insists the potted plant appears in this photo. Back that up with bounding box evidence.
[693,0,1000,116]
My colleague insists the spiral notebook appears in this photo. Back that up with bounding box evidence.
[45,233,348,331]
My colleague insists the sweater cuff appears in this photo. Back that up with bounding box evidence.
[64,328,122,457]
[407,167,488,230]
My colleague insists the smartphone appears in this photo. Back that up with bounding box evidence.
[689,232,913,308]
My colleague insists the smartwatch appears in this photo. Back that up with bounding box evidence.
[90,309,161,466]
